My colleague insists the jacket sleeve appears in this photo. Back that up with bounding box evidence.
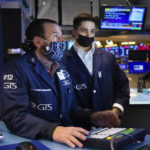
[112,55,130,108]
[2,60,59,139]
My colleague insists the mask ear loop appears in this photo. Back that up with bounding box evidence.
[42,39,49,43]
[40,38,50,52]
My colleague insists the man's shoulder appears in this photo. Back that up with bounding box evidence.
[62,48,75,62]
[64,47,75,56]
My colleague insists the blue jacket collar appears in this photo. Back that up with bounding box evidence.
[68,47,104,77]
[26,52,59,97]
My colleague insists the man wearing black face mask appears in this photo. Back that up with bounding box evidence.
[63,13,130,127]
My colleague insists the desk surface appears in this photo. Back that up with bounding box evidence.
[0,121,150,150]
[130,88,150,105]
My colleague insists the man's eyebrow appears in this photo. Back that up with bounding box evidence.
[52,32,58,34]
[80,28,96,31]
[81,28,87,30]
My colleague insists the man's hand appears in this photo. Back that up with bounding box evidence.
[112,107,121,116]
[91,110,121,128]
[52,126,89,148]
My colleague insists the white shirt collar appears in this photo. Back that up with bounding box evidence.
[73,44,95,75]
[73,44,95,57]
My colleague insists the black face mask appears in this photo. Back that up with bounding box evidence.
[77,34,94,47]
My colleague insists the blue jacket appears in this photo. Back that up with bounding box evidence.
[62,47,130,111]
[2,52,91,139]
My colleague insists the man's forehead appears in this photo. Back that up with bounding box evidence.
[43,22,61,32]
[79,21,96,29]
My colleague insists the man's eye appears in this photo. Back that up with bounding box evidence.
[81,29,86,32]
[53,35,58,40]
[91,30,95,34]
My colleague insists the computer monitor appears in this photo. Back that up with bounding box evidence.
[100,6,147,30]
[109,49,115,55]
[129,50,150,61]
[114,47,119,57]
[128,62,146,74]
[120,64,127,70]
[104,48,109,52]
[129,45,134,49]
[146,62,150,71]
[133,45,138,50]
[125,49,129,56]
[120,46,125,57]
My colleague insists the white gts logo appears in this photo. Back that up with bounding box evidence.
[30,102,53,111]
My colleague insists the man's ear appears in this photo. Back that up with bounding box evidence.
[33,36,43,49]
[72,27,77,37]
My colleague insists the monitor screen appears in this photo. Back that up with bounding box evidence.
[100,6,146,30]
[133,45,138,50]
[120,64,127,70]
[125,49,129,56]
[109,50,115,55]
[104,48,109,52]
[129,50,150,61]
[146,62,150,71]
[120,46,125,57]
[128,62,146,74]
[114,47,119,57]
[102,47,120,57]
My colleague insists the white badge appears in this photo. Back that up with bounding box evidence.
[57,72,65,80]
[57,70,69,80]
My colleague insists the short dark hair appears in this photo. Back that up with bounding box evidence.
[22,19,57,51]
[73,13,97,29]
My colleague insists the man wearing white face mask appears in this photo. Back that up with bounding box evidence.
[63,13,130,127]
[3,19,121,148]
